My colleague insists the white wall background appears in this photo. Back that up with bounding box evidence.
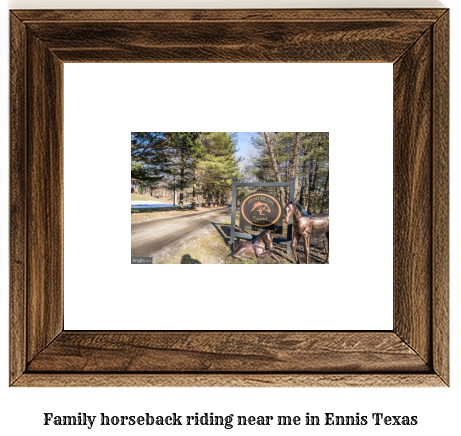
[0,1,458,436]
[63,63,393,331]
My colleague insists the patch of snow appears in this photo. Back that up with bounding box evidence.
[131,200,191,209]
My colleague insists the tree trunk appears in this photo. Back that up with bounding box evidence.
[179,161,185,209]
[311,161,320,213]
[320,170,329,213]
[308,160,318,213]
[191,166,197,209]
[298,157,308,207]
[307,160,318,213]
[290,133,300,199]
[263,132,287,207]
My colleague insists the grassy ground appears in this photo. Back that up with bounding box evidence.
[157,221,328,265]
[131,193,174,203]
[131,206,226,224]
[157,228,231,264]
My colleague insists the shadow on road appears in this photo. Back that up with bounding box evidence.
[180,254,201,264]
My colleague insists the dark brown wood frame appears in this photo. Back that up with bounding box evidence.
[10,9,449,387]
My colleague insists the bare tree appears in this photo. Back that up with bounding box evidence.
[263,132,287,207]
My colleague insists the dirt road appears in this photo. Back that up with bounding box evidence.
[131,207,231,260]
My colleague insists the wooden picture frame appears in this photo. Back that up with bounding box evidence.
[10,9,449,387]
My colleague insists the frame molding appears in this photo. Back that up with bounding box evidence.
[10,9,449,387]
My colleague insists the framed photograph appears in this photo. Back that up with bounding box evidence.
[10,9,449,386]
[129,132,329,265]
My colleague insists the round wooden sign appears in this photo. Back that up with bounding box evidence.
[239,192,283,234]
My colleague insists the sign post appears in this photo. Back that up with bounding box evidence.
[230,177,296,255]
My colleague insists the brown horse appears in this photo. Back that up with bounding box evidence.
[285,201,329,264]
[229,230,281,263]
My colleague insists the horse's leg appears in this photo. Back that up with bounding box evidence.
[256,251,281,263]
[291,234,299,264]
[325,231,329,264]
[230,246,247,260]
[269,251,282,263]
[254,246,267,262]
[233,245,256,260]
[229,242,241,256]
[242,248,257,259]
[303,234,311,264]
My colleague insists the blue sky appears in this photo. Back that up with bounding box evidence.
[236,132,257,159]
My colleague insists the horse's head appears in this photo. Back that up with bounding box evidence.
[262,230,274,251]
[251,201,271,215]
[285,201,296,224]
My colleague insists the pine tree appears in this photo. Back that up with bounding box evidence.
[199,132,241,206]
[131,132,174,188]
[168,132,202,209]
